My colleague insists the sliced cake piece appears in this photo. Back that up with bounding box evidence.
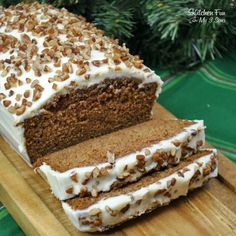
[34,118,205,200]
[0,2,162,164]
[62,149,218,232]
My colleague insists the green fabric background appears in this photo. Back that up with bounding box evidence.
[0,206,24,236]
[158,51,236,163]
[0,52,235,235]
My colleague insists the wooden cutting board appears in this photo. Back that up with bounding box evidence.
[0,103,236,236]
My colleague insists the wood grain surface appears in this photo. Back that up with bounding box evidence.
[0,103,236,236]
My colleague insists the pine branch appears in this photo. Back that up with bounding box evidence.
[1,0,236,71]
[91,0,135,40]
[41,0,79,7]
[141,0,236,69]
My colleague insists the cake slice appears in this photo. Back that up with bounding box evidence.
[0,2,162,164]
[34,117,205,200]
[62,150,218,232]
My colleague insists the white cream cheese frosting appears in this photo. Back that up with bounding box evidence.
[62,149,218,232]
[37,120,205,200]
[0,2,163,124]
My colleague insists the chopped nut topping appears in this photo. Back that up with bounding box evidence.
[22,98,28,106]
[52,83,58,90]
[182,167,190,173]
[177,171,184,178]
[188,135,193,142]
[123,172,130,177]
[82,171,91,185]
[92,167,100,178]
[197,140,203,147]
[27,101,32,107]
[164,191,171,198]
[136,154,146,169]
[15,94,22,101]
[196,162,203,167]
[0,93,6,101]
[91,188,98,197]
[190,169,201,185]
[102,58,108,64]
[134,61,143,69]
[172,140,182,147]
[93,219,102,226]
[105,164,113,170]
[24,90,30,98]
[135,199,142,205]
[136,154,145,161]
[33,88,42,101]
[21,34,31,44]
[80,218,91,225]
[152,152,164,165]
[92,60,101,67]
[44,65,52,73]
[66,186,73,194]
[4,82,11,90]
[105,206,118,216]
[70,172,78,183]
[76,67,86,76]
[210,158,217,171]
[100,167,109,176]
[123,165,128,171]
[120,204,130,213]
[84,74,90,80]
[26,78,31,84]
[80,186,87,197]
[115,66,122,72]
[170,148,176,156]
[171,178,176,186]
[155,188,166,196]
[31,79,39,88]
[191,130,198,136]
[15,105,26,116]
[3,100,11,107]
[113,58,121,65]
[89,208,101,216]
[203,164,211,177]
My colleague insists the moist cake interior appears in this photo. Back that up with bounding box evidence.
[34,117,194,171]
[24,77,157,163]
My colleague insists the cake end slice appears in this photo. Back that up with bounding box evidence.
[35,118,205,200]
[62,149,218,232]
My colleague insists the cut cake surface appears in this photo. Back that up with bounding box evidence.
[35,116,205,200]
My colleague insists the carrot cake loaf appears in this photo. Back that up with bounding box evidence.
[34,118,205,200]
[0,2,162,164]
[62,150,218,232]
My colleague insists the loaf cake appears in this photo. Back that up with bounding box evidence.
[62,150,218,232]
[0,3,220,235]
[34,117,205,200]
[0,2,162,164]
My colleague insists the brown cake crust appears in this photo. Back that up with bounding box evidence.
[65,150,215,210]
[24,77,157,163]
[33,116,194,171]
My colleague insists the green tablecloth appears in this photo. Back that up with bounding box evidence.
[158,51,236,163]
[0,52,235,235]
[0,206,24,236]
